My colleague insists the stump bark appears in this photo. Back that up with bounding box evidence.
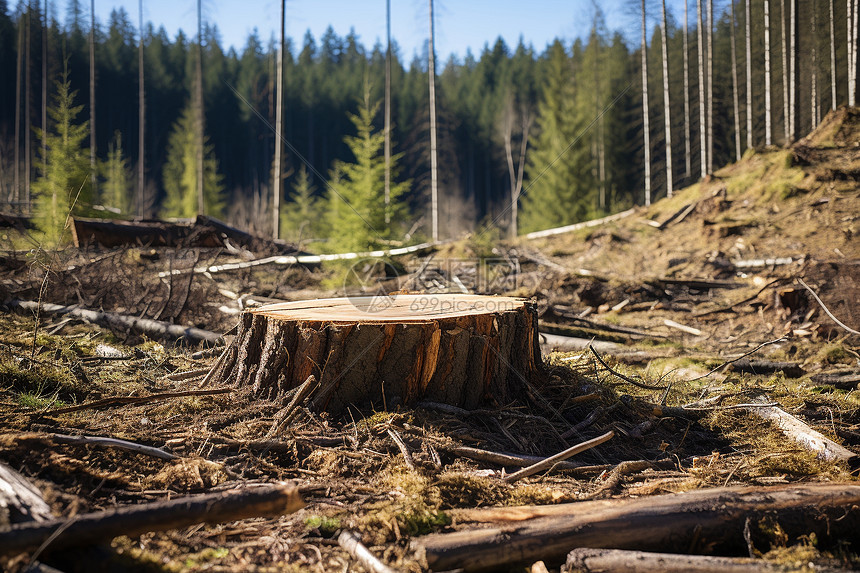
[210,294,542,414]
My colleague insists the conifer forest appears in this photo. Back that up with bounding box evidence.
[0,0,857,246]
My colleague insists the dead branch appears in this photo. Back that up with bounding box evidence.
[4,299,222,345]
[798,278,860,336]
[562,548,817,573]
[748,396,859,467]
[0,463,52,525]
[337,530,399,573]
[38,433,177,461]
[687,337,787,382]
[589,346,668,391]
[42,387,232,416]
[663,319,702,336]
[0,483,304,556]
[503,431,614,484]
[441,445,599,473]
[523,209,636,239]
[413,484,860,572]
[387,428,417,472]
[267,375,319,438]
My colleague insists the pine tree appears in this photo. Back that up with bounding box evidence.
[280,165,321,243]
[161,101,225,219]
[101,130,131,215]
[32,66,92,245]
[325,92,409,253]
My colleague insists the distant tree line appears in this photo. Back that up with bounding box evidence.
[0,0,856,245]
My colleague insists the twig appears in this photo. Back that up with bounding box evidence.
[798,278,860,336]
[503,431,614,484]
[443,445,589,471]
[266,375,319,438]
[387,428,417,472]
[589,346,668,390]
[163,367,210,382]
[337,530,399,573]
[693,278,786,317]
[41,387,232,416]
[44,433,178,460]
[663,319,702,336]
[687,337,787,382]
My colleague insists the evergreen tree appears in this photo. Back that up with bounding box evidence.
[161,100,224,219]
[32,65,91,245]
[101,130,131,215]
[280,165,322,243]
[326,92,409,252]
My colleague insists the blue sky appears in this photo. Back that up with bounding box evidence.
[77,0,661,61]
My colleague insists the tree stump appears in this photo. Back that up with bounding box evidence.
[210,294,542,414]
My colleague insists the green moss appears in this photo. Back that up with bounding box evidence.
[305,515,342,536]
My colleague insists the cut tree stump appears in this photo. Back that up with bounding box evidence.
[209,294,542,414]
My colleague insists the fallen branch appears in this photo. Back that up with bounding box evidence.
[663,319,702,336]
[729,359,805,378]
[4,299,222,345]
[442,445,598,473]
[589,346,668,391]
[748,396,859,467]
[798,278,860,336]
[337,530,399,573]
[387,428,417,472]
[562,548,799,573]
[42,387,232,416]
[412,484,860,572]
[0,483,304,556]
[36,433,177,460]
[503,431,614,484]
[0,462,52,524]
[687,337,787,382]
[267,375,319,438]
[523,209,636,240]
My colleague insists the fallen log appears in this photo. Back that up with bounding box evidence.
[0,483,303,556]
[729,359,805,378]
[3,299,222,345]
[748,397,859,467]
[523,209,636,239]
[0,463,52,526]
[208,294,543,415]
[412,484,860,572]
[562,548,838,573]
[12,433,177,461]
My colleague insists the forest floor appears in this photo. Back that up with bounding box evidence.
[0,107,858,572]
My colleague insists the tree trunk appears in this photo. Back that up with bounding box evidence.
[683,0,692,179]
[428,0,439,241]
[661,0,673,198]
[89,0,96,200]
[14,11,22,207]
[384,0,391,224]
[831,0,837,110]
[853,0,859,105]
[641,0,652,204]
[707,0,713,174]
[745,0,753,149]
[196,0,204,215]
[789,0,796,141]
[780,0,789,143]
[272,0,284,239]
[209,295,542,415]
[697,0,707,175]
[812,2,819,129]
[138,0,145,218]
[730,0,742,161]
[25,4,31,210]
[414,484,860,572]
[765,0,773,146]
[41,0,47,170]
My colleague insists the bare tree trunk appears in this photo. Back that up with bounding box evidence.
[780,0,789,143]
[25,4,31,211]
[14,9,23,207]
[765,0,773,146]
[707,0,713,174]
[745,0,752,149]
[138,0,144,218]
[661,0,673,198]
[272,0,284,239]
[853,0,859,105]
[788,0,796,141]
[196,0,204,215]
[384,0,391,224]
[428,0,439,241]
[503,100,531,239]
[731,0,742,161]
[831,0,837,110]
[89,0,96,200]
[683,0,691,179]
[697,0,707,175]
[642,0,652,204]
[41,0,47,170]
[812,3,819,128]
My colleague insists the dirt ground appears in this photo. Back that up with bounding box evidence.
[0,108,858,572]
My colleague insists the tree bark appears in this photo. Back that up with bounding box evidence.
[789,0,796,141]
[831,0,837,110]
[641,0,652,204]
[660,0,673,198]
[562,548,820,573]
[730,1,742,161]
[414,484,860,572]
[765,0,773,146]
[812,2,819,129]
[209,295,542,415]
[697,0,707,174]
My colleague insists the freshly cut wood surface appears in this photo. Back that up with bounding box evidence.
[210,294,542,414]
